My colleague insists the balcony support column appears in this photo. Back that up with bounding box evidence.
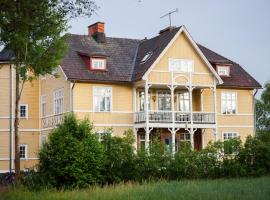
[212,79,218,141]
[133,127,138,151]
[168,127,180,155]
[144,80,152,152]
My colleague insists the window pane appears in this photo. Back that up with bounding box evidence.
[94,87,112,112]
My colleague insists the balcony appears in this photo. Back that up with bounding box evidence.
[41,113,66,129]
[134,111,215,124]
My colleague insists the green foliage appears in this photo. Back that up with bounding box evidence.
[36,114,104,189]
[23,115,270,189]
[256,83,270,131]
[102,129,137,184]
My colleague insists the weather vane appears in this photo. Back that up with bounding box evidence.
[160,8,179,27]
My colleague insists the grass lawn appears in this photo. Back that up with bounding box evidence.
[1,176,270,200]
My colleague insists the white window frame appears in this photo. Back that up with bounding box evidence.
[96,130,112,142]
[222,132,239,142]
[41,95,46,117]
[19,104,28,119]
[221,92,237,115]
[157,90,172,111]
[138,90,152,111]
[169,58,194,72]
[53,88,64,115]
[19,144,28,159]
[91,58,106,70]
[93,86,112,112]
[177,92,190,112]
[217,66,230,76]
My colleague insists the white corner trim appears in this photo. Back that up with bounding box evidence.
[59,65,68,81]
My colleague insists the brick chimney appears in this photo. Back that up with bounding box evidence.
[88,22,106,43]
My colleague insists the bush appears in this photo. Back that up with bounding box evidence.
[102,129,137,184]
[22,114,270,189]
[34,114,104,189]
[136,137,172,181]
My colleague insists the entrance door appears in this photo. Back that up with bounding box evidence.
[194,130,202,150]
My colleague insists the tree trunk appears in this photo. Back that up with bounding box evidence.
[14,66,21,180]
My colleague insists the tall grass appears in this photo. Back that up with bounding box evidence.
[1,176,270,200]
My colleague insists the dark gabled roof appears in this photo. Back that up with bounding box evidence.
[132,27,181,81]
[0,49,14,62]
[61,34,140,82]
[198,44,262,88]
[0,26,261,88]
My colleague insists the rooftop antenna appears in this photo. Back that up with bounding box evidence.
[160,8,179,27]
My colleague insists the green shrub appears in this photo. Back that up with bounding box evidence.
[136,137,172,181]
[102,129,137,184]
[35,114,104,189]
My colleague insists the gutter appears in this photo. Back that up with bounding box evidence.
[9,63,14,173]
[253,89,258,136]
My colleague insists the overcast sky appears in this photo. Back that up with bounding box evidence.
[69,0,270,92]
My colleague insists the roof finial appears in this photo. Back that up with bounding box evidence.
[160,8,179,27]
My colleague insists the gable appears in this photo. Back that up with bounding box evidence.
[146,28,222,86]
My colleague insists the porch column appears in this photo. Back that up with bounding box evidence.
[144,80,150,151]
[172,130,176,154]
[145,128,152,152]
[190,129,194,149]
[212,80,218,141]
[133,127,138,151]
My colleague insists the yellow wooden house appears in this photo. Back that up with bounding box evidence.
[0,22,261,172]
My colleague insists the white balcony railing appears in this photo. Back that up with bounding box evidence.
[134,111,215,124]
[41,113,66,129]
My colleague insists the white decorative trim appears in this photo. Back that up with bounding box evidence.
[59,65,68,81]
[74,109,132,114]
[0,157,38,161]
[218,125,254,128]
[94,124,134,127]
[0,129,40,132]
[152,69,211,75]
[217,113,253,116]
[142,26,223,84]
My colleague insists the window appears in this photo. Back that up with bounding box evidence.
[19,104,28,118]
[53,89,64,115]
[96,130,111,142]
[158,91,171,111]
[217,66,230,76]
[178,92,190,112]
[169,58,194,72]
[41,135,48,145]
[19,145,28,159]
[91,58,106,70]
[139,133,145,150]
[138,91,151,111]
[179,133,191,149]
[221,92,237,114]
[93,87,112,112]
[140,51,153,63]
[223,132,239,141]
[41,95,46,117]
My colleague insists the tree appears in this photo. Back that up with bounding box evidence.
[0,0,97,180]
[256,83,270,131]
[38,114,104,188]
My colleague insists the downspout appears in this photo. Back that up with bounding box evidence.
[253,89,258,136]
[70,81,75,112]
[9,63,14,173]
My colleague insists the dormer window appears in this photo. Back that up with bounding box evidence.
[91,58,106,70]
[140,51,153,63]
[217,66,230,76]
